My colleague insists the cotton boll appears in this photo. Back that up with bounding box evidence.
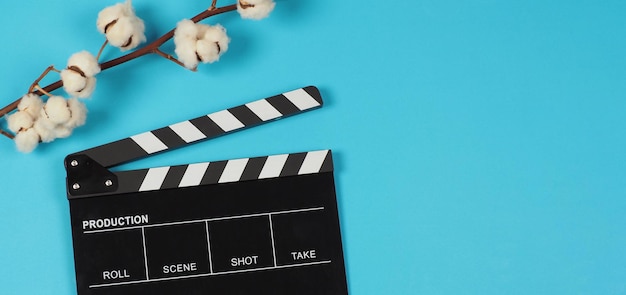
[65,98,87,128]
[174,19,199,40]
[195,40,220,64]
[14,128,40,153]
[97,0,146,51]
[6,111,34,133]
[33,119,57,143]
[54,125,73,139]
[237,0,275,20]
[41,96,71,125]
[76,77,97,99]
[122,16,146,50]
[17,93,43,119]
[174,20,201,69]
[104,17,135,49]
[175,36,200,70]
[96,2,126,34]
[61,65,98,98]
[196,25,229,64]
[61,69,88,94]
[67,51,101,77]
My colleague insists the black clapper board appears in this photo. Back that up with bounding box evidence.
[64,86,348,295]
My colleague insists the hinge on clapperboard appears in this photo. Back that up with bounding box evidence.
[64,86,349,295]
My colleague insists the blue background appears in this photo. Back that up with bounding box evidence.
[1,0,625,294]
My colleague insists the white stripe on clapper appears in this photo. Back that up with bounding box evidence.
[246,99,283,121]
[283,88,320,111]
[298,150,329,175]
[139,167,170,192]
[169,121,206,143]
[258,154,289,179]
[218,158,249,183]
[207,110,245,132]
[179,162,210,187]
[131,132,168,154]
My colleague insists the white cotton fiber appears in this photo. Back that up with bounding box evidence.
[7,111,34,133]
[67,51,101,77]
[41,96,71,125]
[65,98,87,128]
[96,2,126,34]
[17,93,43,119]
[174,19,198,40]
[33,119,57,143]
[53,125,73,139]
[14,128,40,153]
[174,21,230,68]
[61,70,97,98]
[237,0,275,20]
[97,0,146,51]
[61,70,88,93]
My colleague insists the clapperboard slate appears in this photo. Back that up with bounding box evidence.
[64,86,348,295]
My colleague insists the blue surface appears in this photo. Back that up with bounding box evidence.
[1,0,626,294]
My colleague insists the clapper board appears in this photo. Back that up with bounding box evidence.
[64,86,348,295]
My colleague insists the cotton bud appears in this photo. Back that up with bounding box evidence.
[14,128,40,153]
[6,111,34,133]
[61,71,98,98]
[61,51,100,98]
[65,98,87,129]
[33,119,57,143]
[237,0,275,20]
[174,20,230,70]
[68,51,101,77]
[17,93,44,119]
[97,0,146,51]
[41,96,71,125]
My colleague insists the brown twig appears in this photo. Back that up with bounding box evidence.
[28,66,60,94]
[153,48,191,71]
[96,40,109,61]
[34,85,54,97]
[0,3,237,137]
[1,129,14,140]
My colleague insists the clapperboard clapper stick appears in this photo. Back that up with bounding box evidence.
[64,86,349,295]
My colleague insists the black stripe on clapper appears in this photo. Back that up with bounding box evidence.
[320,151,334,173]
[303,86,323,105]
[240,156,268,181]
[115,169,149,193]
[160,165,188,189]
[189,115,226,138]
[228,105,263,126]
[152,127,186,150]
[280,152,307,177]
[266,94,300,116]
[200,160,228,185]
[80,138,148,168]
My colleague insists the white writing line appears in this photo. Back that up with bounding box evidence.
[141,227,150,280]
[205,221,213,274]
[89,260,332,289]
[83,207,324,234]
[269,214,277,267]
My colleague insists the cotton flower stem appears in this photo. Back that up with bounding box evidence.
[28,66,60,94]
[0,129,15,140]
[153,48,193,71]
[0,3,237,127]
[34,85,54,97]
[96,40,109,61]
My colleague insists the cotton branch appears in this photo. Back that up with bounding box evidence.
[0,4,237,125]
